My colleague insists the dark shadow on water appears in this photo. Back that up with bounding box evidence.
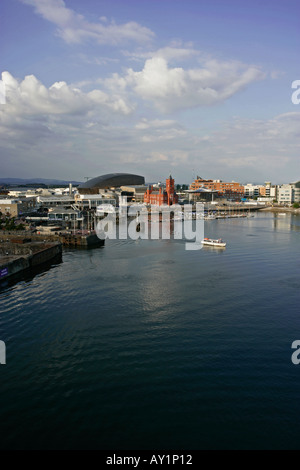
[62,244,105,253]
[0,254,63,292]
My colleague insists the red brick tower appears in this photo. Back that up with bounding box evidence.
[166,175,177,205]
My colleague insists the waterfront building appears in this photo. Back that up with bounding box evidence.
[265,182,277,199]
[190,176,244,200]
[186,187,219,203]
[270,186,277,199]
[8,190,29,198]
[74,194,116,210]
[48,207,83,223]
[36,195,75,208]
[119,185,148,203]
[265,182,271,197]
[0,198,37,216]
[244,184,262,198]
[259,186,267,197]
[278,182,300,204]
[258,182,277,200]
[78,173,145,194]
[144,176,179,206]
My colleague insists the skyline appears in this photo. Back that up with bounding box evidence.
[1,0,300,183]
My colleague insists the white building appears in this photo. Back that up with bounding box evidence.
[36,195,75,208]
[74,194,116,210]
[278,182,300,204]
[48,207,83,222]
[8,190,28,197]
[243,184,262,198]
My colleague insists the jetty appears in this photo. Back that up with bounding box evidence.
[59,232,104,247]
[0,230,105,248]
[0,237,62,280]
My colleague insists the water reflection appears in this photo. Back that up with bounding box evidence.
[272,213,300,232]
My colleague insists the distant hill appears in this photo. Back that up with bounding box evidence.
[0,178,82,186]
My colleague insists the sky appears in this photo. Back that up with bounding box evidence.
[0,0,299,184]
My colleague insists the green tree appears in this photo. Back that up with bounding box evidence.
[293,202,300,209]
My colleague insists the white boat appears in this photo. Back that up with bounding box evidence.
[201,237,226,247]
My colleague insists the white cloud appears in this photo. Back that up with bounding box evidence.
[0,70,135,173]
[20,0,155,45]
[123,45,200,63]
[0,80,6,104]
[270,70,286,80]
[144,152,170,163]
[108,55,265,113]
[135,118,181,130]
[135,118,186,142]
[1,71,299,183]
[189,112,300,180]
[77,53,120,67]
[1,71,133,118]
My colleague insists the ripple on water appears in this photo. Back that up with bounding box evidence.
[0,213,300,449]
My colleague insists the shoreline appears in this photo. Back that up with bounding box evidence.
[260,206,300,215]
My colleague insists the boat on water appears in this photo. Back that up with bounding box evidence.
[201,237,226,247]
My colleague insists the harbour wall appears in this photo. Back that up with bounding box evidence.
[0,242,62,279]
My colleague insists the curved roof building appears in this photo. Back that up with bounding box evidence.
[78,173,145,194]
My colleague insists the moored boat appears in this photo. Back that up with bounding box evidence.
[201,237,226,247]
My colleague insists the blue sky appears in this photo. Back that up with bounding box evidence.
[1,0,299,183]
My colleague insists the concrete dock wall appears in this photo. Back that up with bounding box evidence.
[0,231,104,247]
[29,243,62,267]
[0,243,62,280]
[1,256,30,278]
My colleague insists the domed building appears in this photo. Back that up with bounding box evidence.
[78,173,145,194]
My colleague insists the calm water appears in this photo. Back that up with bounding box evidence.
[0,212,299,450]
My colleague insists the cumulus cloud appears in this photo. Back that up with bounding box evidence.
[119,56,265,112]
[0,70,134,172]
[20,0,155,45]
[1,71,133,118]
[1,71,299,183]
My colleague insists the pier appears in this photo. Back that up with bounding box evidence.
[0,238,62,280]
[0,230,105,248]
